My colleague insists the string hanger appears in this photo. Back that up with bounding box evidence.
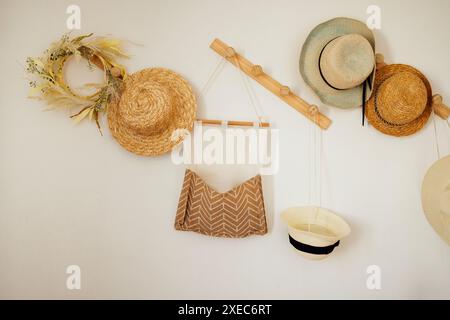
[430,94,450,160]
[198,47,269,128]
[307,106,324,230]
[431,103,450,161]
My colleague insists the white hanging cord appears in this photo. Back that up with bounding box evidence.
[432,111,441,160]
[201,57,227,96]
[314,111,322,223]
[305,110,323,227]
[239,59,266,123]
[232,55,265,125]
[312,110,317,207]
[318,112,323,210]
[447,119,450,150]
[307,115,312,206]
[307,110,320,228]
[201,55,267,126]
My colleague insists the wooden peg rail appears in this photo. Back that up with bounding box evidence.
[376,53,450,120]
[209,38,332,130]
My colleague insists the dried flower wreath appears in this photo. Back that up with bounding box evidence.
[26,33,128,134]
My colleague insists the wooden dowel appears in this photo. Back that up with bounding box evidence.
[197,119,271,127]
[209,38,332,130]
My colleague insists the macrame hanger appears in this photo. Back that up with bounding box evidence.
[231,53,266,127]
[197,49,270,128]
[201,56,227,96]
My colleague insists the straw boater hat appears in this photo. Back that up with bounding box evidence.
[108,68,196,156]
[421,155,450,245]
[300,17,376,109]
[281,207,351,260]
[365,64,432,136]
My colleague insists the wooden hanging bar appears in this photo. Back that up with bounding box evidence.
[209,38,332,130]
[197,119,271,127]
[376,53,450,120]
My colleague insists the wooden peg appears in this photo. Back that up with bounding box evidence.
[309,105,319,116]
[432,94,450,120]
[375,53,386,70]
[251,65,263,76]
[280,86,290,96]
[225,47,236,58]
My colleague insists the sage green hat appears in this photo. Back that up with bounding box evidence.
[300,17,376,109]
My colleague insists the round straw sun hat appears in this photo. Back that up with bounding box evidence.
[421,155,450,245]
[108,68,196,156]
[300,17,376,109]
[281,207,351,260]
[365,64,432,137]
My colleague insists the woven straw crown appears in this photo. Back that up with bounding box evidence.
[376,72,427,125]
[320,34,375,90]
[108,68,196,156]
[365,64,432,137]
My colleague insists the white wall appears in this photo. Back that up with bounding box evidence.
[0,0,449,299]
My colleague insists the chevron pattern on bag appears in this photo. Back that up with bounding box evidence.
[174,169,268,238]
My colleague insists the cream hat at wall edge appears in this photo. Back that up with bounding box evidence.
[281,207,351,260]
[299,17,376,109]
[421,155,450,245]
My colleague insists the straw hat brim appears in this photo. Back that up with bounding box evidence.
[421,155,450,245]
[108,68,196,156]
[281,207,351,260]
[365,64,432,137]
[299,17,376,109]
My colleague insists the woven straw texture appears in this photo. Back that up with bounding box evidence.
[319,34,375,90]
[108,68,196,156]
[299,17,376,109]
[365,64,432,137]
[175,169,267,238]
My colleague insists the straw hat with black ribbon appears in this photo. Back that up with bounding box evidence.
[421,155,450,245]
[365,64,432,136]
[300,17,376,124]
[108,68,196,156]
[281,207,351,260]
